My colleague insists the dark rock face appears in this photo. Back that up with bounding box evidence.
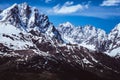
[0,42,120,80]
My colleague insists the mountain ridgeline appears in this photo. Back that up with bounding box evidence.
[58,22,120,57]
[0,3,120,80]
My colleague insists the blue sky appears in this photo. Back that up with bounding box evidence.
[0,0,120,33]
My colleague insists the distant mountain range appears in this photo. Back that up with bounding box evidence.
[58,22,120,57]
[0,3,120,80]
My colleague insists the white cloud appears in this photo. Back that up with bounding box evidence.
[44,1,120,18]
[78,6,120,18]
[51,1,89,14]
[45,0,52,3]
[64,1,74,6]
[100,0,120,6]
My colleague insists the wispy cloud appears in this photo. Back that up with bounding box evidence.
[100,0,120,6]
[50,1,89,14]
[38,1,120,19]
[79,6,120,18]
[45,0,53,3]
[64,1,74,6]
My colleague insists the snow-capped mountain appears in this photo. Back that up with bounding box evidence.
[107,23,120,56]
[58,22,108,50]
[0,3,63,50]
[0,3,120,80]
[58,22,120,57]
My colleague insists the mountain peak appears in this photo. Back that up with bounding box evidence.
[59,22,74,28]
[8,3,18,9]
[0,3,18,16]
[109,23,120,39]
[84,25,95,30]
[20,2,28,6]
[0,3,63,44]
[114,23,120,33]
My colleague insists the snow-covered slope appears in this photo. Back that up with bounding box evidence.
[1,3,120,57]
[0,22,34,50]
[58,22,108,51]
[107,23,120,56]
[58,22,120,57]
[0,3,63,51]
